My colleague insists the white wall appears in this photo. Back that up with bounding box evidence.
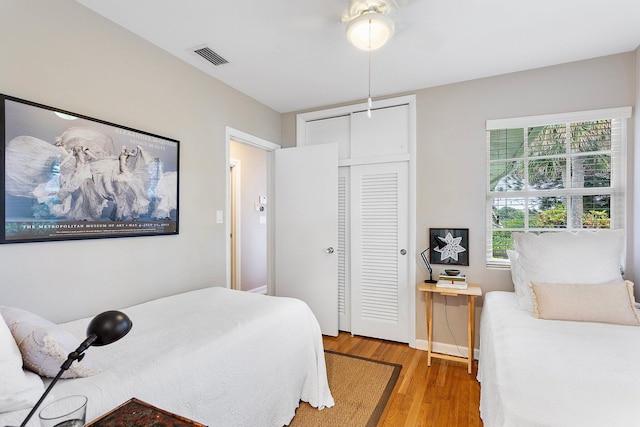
[414,52,636,343]
[0,0,281,323]
[282,51,637,346]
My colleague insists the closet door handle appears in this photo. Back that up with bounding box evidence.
[400,249,406,255]
[326,247,335,254]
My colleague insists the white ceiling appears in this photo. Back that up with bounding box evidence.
[75,0,640,113]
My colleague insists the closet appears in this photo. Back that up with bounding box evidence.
[297,96,415,343]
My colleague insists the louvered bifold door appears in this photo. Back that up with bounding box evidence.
[338,167,351,332]
[350,161,409,343]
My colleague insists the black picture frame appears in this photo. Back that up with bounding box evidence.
[429,228,469,266]
[1,94,179,243]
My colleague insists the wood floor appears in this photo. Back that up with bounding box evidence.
[322,332,483,427]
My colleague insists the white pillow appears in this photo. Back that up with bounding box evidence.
[511,230,625,311]
[506,249,526,302]
[0,312,45,413]
[0,306,98,379]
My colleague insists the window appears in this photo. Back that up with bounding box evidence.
[485,107,631,267]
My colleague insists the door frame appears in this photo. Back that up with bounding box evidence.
[229,158,241,290]
[225,127,281,292]
[295,95,417,348]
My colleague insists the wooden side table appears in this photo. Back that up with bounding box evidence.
[418,283,482,374]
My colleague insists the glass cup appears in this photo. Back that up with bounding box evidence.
[38,395,87,427]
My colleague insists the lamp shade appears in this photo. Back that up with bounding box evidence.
[346,12,395,51]
[87,310,132,346]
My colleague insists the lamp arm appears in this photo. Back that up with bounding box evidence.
[420,248,433,274]
[19,365,65,427]
[19,334,97,427]
[421,248,437,284]
[424,257,433,274]
[62,334,97,369]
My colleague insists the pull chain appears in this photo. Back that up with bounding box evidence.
[367,18,372,118]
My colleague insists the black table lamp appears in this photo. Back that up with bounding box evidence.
[421,248,437,283]
[19,311,133,427]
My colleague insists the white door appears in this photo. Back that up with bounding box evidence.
[350,161,409,343]
[274,144,339,336]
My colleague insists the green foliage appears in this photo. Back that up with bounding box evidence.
[582,210,610,228]
[492,230,513,259]
[532,204,567,228]
[495,206,523,225]
[492,207,525,258]
[492,204,610,258]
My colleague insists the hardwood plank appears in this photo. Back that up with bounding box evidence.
[323,332,483,427]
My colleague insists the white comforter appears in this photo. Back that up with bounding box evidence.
[1,287,334,427]
[478,291,640,427]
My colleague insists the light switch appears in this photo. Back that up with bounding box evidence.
[216,210,223,224]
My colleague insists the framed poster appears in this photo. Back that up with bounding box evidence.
[1,94,179,243]
[429,228,469,266]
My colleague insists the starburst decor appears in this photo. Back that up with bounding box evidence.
[434,232,466,261]
[429,228,469,266]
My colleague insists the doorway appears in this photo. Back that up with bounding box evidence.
[225,127,280,294]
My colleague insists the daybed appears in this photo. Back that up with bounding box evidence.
[478,230,639,427]
[1,287,335,426]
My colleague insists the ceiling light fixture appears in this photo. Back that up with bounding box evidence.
[345,10,395,51]
[345,5,395,118]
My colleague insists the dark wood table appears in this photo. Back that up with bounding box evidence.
[86,398,207,427]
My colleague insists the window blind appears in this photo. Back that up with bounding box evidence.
[485,107,631,268]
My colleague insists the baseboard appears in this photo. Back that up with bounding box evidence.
[248,285,267,294]
[415,339,479,361]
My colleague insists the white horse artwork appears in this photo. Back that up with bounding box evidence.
[5,126,177,222]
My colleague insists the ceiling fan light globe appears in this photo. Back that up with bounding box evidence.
[346,13,394,51]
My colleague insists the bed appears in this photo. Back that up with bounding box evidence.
[1,287,335,427]
[477,230,639,427]
[478,291,640,427]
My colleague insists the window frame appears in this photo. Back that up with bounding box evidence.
[485,107,631,268]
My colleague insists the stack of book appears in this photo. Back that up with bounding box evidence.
[436,273,468,289]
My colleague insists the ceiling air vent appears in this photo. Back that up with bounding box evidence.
[192,46,229,66]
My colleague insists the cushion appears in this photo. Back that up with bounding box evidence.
[511,230,625,311]
[0,312,45,413]
[530,280,640,325]
[0,306,98,378]
[506,249,525,301]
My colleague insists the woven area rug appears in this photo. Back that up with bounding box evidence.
[289,350,401,427]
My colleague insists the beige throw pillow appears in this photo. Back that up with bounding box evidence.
[530,280,640,326]
[0,306,98,378]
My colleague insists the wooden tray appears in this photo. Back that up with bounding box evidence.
[86,398,207,427]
